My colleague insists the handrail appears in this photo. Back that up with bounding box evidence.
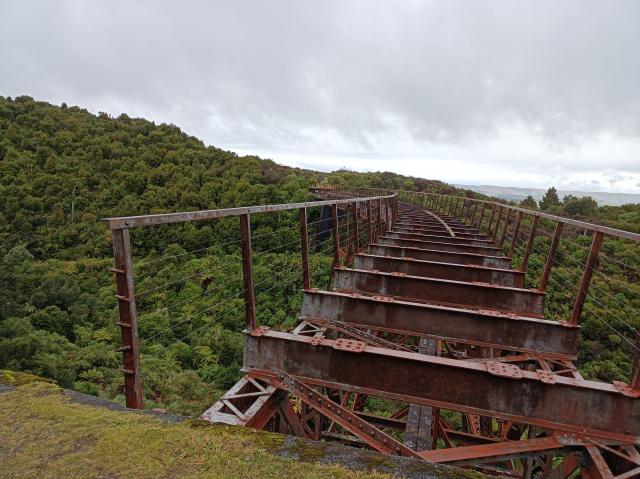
[104,193,396,230]
[421,210,456,238]
[330,186,640,242]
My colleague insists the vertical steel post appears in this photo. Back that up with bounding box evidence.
[111,228,143,409]
[240,213,256,331]
[492,206,503,241]
[487,205,497,233]
[570,231,604,325]
[366,200,373,245]
[447,196,454,215]
[477,204,487,231]
[299,207,311,290]
[520,215,540,272]
[352,201,360,253]
[508,211,524,258]
[331,203,340,266]
[499,208,512,248]
[538,221,563,292]
[377,198,383,239]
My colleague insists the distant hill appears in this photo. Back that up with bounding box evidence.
[455,184,640,206]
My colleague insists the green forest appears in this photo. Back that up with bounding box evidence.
[1,95,639,415]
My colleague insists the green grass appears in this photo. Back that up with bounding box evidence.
[0,373,394,479]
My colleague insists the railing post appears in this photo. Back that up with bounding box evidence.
[499,209,512,248]
[111,228,143,409]
[539,221,563,292]
[487,205,497,233]
[509,211,524,258]
[240,213,256,331]
[520,215,540,272]
[377,198,383,238]
[366,200,373,245]
[447,196,454,215]
[570,231,604,325]
[492,206,503,241]
[477,204,487,230]
[331,203,340,266]
[299,207,311,289]
[352,201,360,253]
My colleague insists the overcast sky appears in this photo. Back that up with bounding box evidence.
[2,1,639,193]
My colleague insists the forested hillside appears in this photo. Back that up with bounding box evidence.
[1,95,638,415]
[0,96,454,413]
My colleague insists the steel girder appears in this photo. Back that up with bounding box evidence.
[243,330,640,443]
[368,243,512,269]
[300,290,579,359]
[332,267,546,317]
[353,253,525,288]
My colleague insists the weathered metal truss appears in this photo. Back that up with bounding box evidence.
[107,186,640,478]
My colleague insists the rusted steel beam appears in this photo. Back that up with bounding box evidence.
[299,208,311,289]
[240,214,257,331]
[416,435,586,466]
[368,244,512,269]
[270,369,420,458]
[393,227,489,240]
[332,268,545,317]
[300,290,578,358]
[377,236,503,257]
[492,206,503,242]
[520,215,540,272]
[386,231,494,248]
[539,221,564,292]
[243,330,640,442]
[106,194,396,229]
[570,231,604,325]
[353,254,525,288]
[111,228,144,409]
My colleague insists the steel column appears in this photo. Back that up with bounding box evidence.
[539,221,564,292]
[111,228,144,409]
[240,213,256,331]
[570,231,604,325]
[520,215,540,273]
[299,207,311,289]
[509,211,524,258]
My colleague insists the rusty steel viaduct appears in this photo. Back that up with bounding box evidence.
[106,187,640,478]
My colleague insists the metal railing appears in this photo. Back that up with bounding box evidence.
[325,185,640,391]
[105,192,398,408]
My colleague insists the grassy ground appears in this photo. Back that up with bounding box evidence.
[0,372,392,478]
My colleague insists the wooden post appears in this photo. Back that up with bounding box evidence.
[520,215,540,272]
[240,213,256,331]
[299,207,311,289]
[539,221,563,292]
[111,228,144,409]
[570,231,604,325]
[509,211,524,258]
[331,204,340,266]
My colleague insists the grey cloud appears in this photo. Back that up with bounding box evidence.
[1,0,640,186]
